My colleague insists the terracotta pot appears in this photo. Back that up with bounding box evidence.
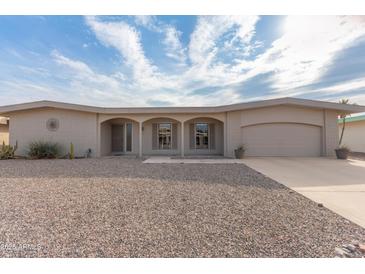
[234,149,245,159]
[335,149,349,160]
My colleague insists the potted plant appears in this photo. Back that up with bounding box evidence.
[336,98,351,160]
[335,145,350,160]
[234,145,245,159]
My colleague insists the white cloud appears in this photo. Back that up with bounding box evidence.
[8,16,365,108]
[256,16,365,91]
[49,49,244,107]
[162,26,186,63]
[134,15,158,31]
[0,79,68,106]
[312,77,365,95]
[50,50,145,105]
[188,16,259,66]
[52,50,120,90]
[85,16,172,89]
[134,16,187,65]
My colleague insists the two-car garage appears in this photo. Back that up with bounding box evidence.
[241,123,322,157]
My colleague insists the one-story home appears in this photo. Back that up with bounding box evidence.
[0,116,9,145]
[338,114,365,153]
[0,97,364,158]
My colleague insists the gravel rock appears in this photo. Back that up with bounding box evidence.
[0,158,364,257]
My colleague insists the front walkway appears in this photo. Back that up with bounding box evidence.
[143,156,244,164]
[242,157,365,228]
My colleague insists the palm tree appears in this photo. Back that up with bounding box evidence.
[338,98,349,147]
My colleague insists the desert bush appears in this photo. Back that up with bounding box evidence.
[28,141,62,159]
[0,141,18,160]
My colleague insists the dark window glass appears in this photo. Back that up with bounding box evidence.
[126,123,132,152]
[195,123,209,149]
[158,123,171,149]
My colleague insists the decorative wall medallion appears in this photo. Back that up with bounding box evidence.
[46,118,59,131]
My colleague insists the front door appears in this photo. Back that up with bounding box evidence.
[112,125,124,153]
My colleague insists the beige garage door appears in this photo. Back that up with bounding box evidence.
[242,123,322,156]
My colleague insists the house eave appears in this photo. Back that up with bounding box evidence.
[1,97,365,116]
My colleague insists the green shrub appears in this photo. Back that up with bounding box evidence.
[28,141,62,159]
[0,141,18,160]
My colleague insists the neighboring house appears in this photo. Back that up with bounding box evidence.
[0,97,364,158]
[0,116,9,145]
[338,114,365,153]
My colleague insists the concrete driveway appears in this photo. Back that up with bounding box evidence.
[242,157,365,228]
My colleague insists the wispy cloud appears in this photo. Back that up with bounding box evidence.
[85,16,171,89]
[189,16,259,66]
[255,16,365,91]
[162,26,186,64]
[2,16,365,108]
[52,50,121,89]
[134,15,158,31]
[134,15,187,65]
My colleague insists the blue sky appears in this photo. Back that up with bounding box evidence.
[0,15,365,107]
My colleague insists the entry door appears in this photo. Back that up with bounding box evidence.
[112,125,124,152]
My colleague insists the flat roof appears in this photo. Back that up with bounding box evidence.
[338,114,365,123]
[1,97,365,116]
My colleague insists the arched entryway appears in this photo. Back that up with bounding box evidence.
[100,118,139,156]
[184,117,224,156]
[142,117,181,156]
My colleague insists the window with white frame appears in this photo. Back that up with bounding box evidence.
[195,123,209,149]
[158,123,172,149]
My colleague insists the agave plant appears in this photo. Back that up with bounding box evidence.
[69,142,75,159]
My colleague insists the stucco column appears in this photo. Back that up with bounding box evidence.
[139,121,143,158]
[223,113,228,157]
[96,113,101,157]
[181,121,184,158]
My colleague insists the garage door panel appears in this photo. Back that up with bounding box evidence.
[242,123,322,157]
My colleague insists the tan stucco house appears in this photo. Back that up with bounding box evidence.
[338,114,365,153]
[0,97,364,158]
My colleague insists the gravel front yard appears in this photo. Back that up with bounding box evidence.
[0,158,364,257]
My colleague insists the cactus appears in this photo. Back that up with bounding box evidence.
[69,142,75,159]
[0,140,18,160]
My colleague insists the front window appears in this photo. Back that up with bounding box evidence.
[195,123,209,149]
[126,123,132,152]
[158,123,172,149]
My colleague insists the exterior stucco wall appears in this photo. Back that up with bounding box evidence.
[226,110,244,157]
[339,120,365,152]
[324,109,339,156]
[240,105,324,127]
[100,122,112,156]
[9,108,97,157]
